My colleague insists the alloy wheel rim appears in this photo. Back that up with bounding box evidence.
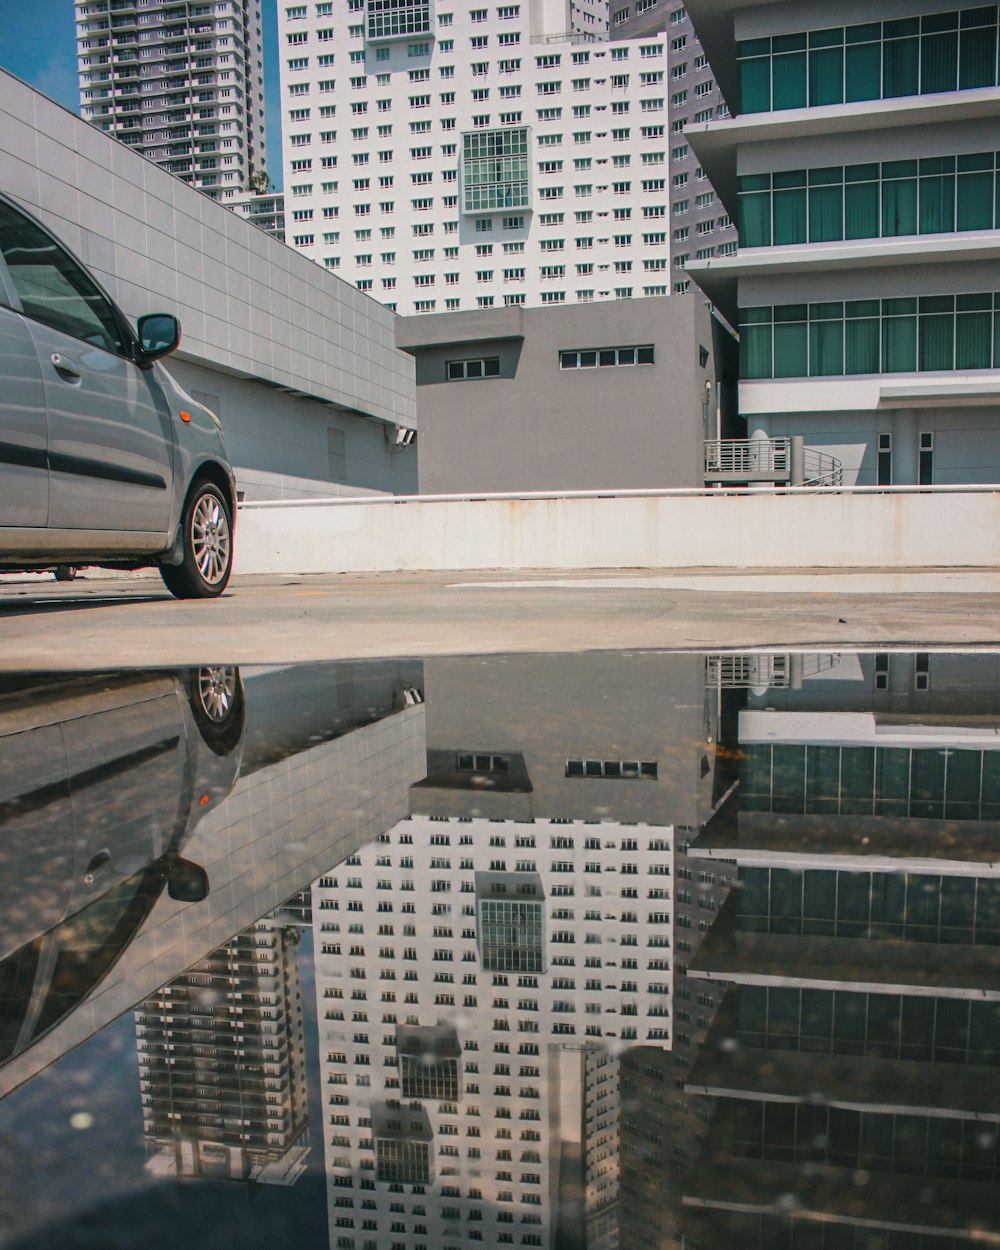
[196,666,237,722]
[191,493,231,585]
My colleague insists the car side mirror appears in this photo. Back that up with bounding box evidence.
[137,313,181,365]
[166,856,209,903]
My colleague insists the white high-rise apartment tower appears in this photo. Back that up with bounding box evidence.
[75,0,268,201]
[278,0,672,312]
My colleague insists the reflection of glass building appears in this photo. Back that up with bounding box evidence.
[134,915,310,1186]
[685,652,1000,1247]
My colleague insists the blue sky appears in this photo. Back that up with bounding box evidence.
[0,0,284,188]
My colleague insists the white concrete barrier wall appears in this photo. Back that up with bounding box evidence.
[233,487,1000,575]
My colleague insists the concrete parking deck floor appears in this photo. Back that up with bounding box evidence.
[1,567,998,669]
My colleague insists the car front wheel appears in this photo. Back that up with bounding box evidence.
[160,481,233,599]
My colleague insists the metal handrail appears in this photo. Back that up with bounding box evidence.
[704,437,790,475]
[239,483,1000,509]
[802,447,843,487]
[704,438,843,486]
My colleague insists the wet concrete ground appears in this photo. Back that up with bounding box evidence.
[0,568,998,668]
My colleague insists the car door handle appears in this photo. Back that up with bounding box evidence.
[50,353,81,380]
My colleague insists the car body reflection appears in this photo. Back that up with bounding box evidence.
[0,668,245,1070]
[0,660,425,1103]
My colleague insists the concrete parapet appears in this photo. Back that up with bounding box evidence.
[233,485,1000,575]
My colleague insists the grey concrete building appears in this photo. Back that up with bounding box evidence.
[608,2,738,291]
[396,294,737,493]
[75,0,268,202]
[1,70,417,500]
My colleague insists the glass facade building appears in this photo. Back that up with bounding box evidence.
[685,0,1000,485]
[736,7,1000,114]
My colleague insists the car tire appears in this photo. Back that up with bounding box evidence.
[160,480,233,599]
[54,565,77,582]
[187,666,246,755]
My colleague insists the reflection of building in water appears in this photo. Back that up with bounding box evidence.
[313,653,737,1250]
[685,652,1000,1247]
[314,816,673,1248]
[618,821,737,1250]
[134,914,309,1186]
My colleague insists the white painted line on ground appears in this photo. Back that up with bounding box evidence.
[448,573,1000,594]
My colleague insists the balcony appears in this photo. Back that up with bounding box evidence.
[704,437,842,487]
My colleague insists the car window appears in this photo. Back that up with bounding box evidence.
[0,201,124,355]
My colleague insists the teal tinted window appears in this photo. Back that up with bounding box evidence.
[920,20,959,93]
[960,14,998,86]
[809,43,844,105]
[773,318,808,379]
[882,312,917,372]
[739,186,772,247]
[882,173,917,235]
[739,55,771,112]
[740,294,999,379]
[883,30,919,96]
[735,9,999,117]
[919,165,955,233]
[773,173,807,244]
[741,322,772,379]
[845,37,881,100]
[772,49,807,109]
[809,181,843,241]
[844,177,879,238]
[956,304,993,368]
[809,318,843,375]
[957,163,994,229]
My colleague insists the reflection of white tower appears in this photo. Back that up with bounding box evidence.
[135,916,310,1186]
[313,814,674,1247]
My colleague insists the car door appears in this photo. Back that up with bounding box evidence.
[0,199,175,538]
[0,290,48,529]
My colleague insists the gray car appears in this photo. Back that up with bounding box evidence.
[0,192,236,597]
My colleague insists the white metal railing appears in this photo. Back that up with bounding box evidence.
[801,448,843,487]
[706,653,841,689]
[238,483,1000,510]
[704,437,790,479]
[704,438,843,487]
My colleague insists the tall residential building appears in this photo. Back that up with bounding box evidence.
[134,916,311,1187]
[277,0,674,313]
[607,2,737,292]
[230,187,287,240]
[684,0,1000,485]
[75,0,268,201]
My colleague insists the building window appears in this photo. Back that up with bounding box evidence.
[740,293,1000,380]
[738,152,1000,250]
[367,0,432,41]
[919,430,934,484]
[878,432,893,485]
[559,345,655,368]
[565,759,658,778]
[447,357,501,380]
[737,9,1000,116]
[462,128,529,212]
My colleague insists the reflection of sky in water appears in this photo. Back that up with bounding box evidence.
[0,653,998,1249]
